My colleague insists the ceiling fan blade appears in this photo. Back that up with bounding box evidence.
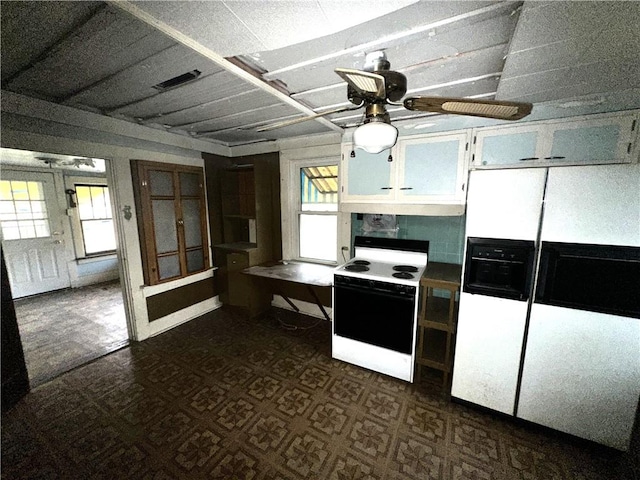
[335,68,386,98]
[404,96,533,120]
[255,106,360,132]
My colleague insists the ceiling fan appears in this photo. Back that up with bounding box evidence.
[256,51,533,153]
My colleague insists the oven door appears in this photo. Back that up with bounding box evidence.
[333,276,416,354]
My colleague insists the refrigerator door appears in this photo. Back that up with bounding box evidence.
[451,292,528,414]
[541,163,640,246]
[517,303,640,450]
[465,168,547,240]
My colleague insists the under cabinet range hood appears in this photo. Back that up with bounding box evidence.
[451,164,640,451]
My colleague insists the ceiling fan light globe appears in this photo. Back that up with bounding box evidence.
[353,122,398,154]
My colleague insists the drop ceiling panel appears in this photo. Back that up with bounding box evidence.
[6,6,176,101]
[254,7,517,96]
[502,6,640,79]
[127,1,264,55]
[223,1,417,53]
[498,57,640,104]
[110,68,236,118]
[177,103,304,134]
[507,2,640,54]
[403,45,506,94]
[293,87,352,110]
[206,120,334,145]
[127,0,417,57]
[158,90,283,128]
[248,1,506,72]
[0,1,103,81]
[66,45,221,110]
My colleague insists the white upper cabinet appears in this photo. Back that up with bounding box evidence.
[397,132,470,203]
[472,112,638,169]
[340,146,397,203]
[340,131,470,215]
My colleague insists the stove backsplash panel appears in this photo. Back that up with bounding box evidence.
[351,214,465,265]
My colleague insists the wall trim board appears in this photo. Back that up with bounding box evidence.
[1,90,229,156]
[146,277,218,322]
[70,271,120,289]
[147,296,222,338]
[142,268,216,298]
[0,128,204,167]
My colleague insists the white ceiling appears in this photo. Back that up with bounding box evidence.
[1,1,639,148]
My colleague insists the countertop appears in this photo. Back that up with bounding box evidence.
[422,262,463,288]
[242,261,334,287]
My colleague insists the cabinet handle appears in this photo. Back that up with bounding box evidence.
[380,187,394,190]
[399,187,413,190]
[177,219,184,226]
[519,157,539,161]
[544,156,566,160]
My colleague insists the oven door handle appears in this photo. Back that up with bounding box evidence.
[335,283,415,300]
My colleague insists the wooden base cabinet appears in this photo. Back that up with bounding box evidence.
[415,263,461,393]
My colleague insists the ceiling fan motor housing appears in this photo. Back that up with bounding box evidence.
[377,70,407,102]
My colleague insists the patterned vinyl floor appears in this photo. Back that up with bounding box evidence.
[2,307,638,480]
[13,281,129,387]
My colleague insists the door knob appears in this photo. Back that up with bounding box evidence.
[53,240,63,244]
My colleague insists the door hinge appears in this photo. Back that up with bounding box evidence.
[631,119,636,131]
[473,136,477,145]
[465,142,469,151]
[472,153,475,163]
[628,143,632,154]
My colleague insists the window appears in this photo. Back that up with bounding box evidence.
[0,180,50,239]
[132,160,209,285]
[74,185,116,255]
[297,164,338,262]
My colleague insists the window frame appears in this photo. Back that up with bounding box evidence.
[65,177,117,258]
[284,157,340,265]
[132,160,210,286]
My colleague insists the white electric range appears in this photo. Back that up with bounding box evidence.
[332,236,429,382]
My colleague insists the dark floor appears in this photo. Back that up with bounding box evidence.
[2,306,637,480]
[14,280,129,387]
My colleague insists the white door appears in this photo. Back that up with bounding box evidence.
[451,293,528,415]
[517,304,640,450]
[1,170,70,298]
[541,163,640,246]
[465,168,547,240]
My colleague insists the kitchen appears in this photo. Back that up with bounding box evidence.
[2,1,640,478]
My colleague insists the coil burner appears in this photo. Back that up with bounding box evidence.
[345,264,370,272]
[393,265,419,273]
[392,271,414,279]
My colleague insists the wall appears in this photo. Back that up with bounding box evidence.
[1,92,227,341]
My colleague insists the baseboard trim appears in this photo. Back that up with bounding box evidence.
[271,296,332,320]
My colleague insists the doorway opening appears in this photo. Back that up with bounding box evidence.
[0,148,131,387]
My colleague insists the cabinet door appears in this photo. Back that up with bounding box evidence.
[473,125,542,167]
[472,113,637,169]
[548,115,635,164]
[398,132,469,203]
[340,146,396,202]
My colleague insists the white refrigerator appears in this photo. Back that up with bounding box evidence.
[451,168,546,414]
[453,164,640,450]
[516,164,640,450]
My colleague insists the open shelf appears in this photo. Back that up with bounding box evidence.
[415,262,462,395]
